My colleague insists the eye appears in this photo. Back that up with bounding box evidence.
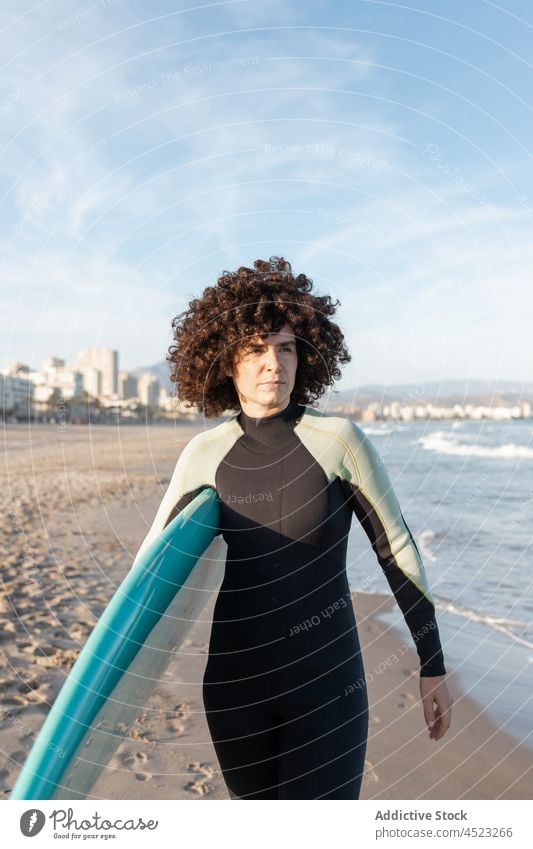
[241,345,262,357]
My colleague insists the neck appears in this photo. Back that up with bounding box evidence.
[238,397,291,419]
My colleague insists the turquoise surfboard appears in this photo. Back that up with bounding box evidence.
[10,486,224,800]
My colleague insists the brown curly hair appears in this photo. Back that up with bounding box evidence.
[167,256,351,417]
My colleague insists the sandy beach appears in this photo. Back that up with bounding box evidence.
[1,423,531,800]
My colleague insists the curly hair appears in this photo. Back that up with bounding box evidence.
[167,256,351,417]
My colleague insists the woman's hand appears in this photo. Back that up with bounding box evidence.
[419,675,453,740]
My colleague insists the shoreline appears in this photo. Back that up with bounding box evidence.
[373,598,533,756]
[352,592,532,800]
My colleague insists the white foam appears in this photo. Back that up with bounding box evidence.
[350,588,533,649]
[417,529,437,562]
[436,600,533,649]
[418,431,533,459]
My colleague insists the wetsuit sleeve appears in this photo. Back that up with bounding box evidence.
[130,434,219,571]
[340,421,446,677]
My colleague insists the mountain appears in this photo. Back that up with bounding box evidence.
[326,380,533,408]
[131,361,173,393]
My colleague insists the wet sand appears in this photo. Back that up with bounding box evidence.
[1,423,531,799]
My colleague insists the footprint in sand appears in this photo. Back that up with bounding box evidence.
[185,762,214,796]
[166,701,191,735]
[1,694,27,707]
[128,730,152,742]
[123,750,148,767]
[364,759,379,784]
[402,668,418,678]
[123,750,151,781]
[396,691,416,708]
[20,731,36,744]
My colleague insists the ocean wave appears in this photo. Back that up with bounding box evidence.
[418,431,533,459]
[417,528,437,562]
[436,600,533,649]
[350,588,533,648]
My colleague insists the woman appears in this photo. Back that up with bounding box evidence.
[134,256,452,799]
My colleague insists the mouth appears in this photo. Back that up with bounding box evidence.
[260,381,283,387]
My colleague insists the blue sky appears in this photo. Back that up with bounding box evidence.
[1,0,533,390]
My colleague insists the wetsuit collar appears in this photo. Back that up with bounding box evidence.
[236,396,305,451]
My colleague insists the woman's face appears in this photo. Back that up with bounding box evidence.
[228,321,298,416]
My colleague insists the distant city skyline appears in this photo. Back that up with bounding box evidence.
[2,2,533,386]
[4,348,533,395]
[4,346,533,402]
[3,345,531,423]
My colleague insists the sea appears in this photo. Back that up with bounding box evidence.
[347,418,533,751]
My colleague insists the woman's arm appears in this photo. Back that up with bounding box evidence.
[340,420,453,738]
[341,420,446,678]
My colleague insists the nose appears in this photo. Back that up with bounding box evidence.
[264,347,282,372]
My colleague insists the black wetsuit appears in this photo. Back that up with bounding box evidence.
[133,397,446,799]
